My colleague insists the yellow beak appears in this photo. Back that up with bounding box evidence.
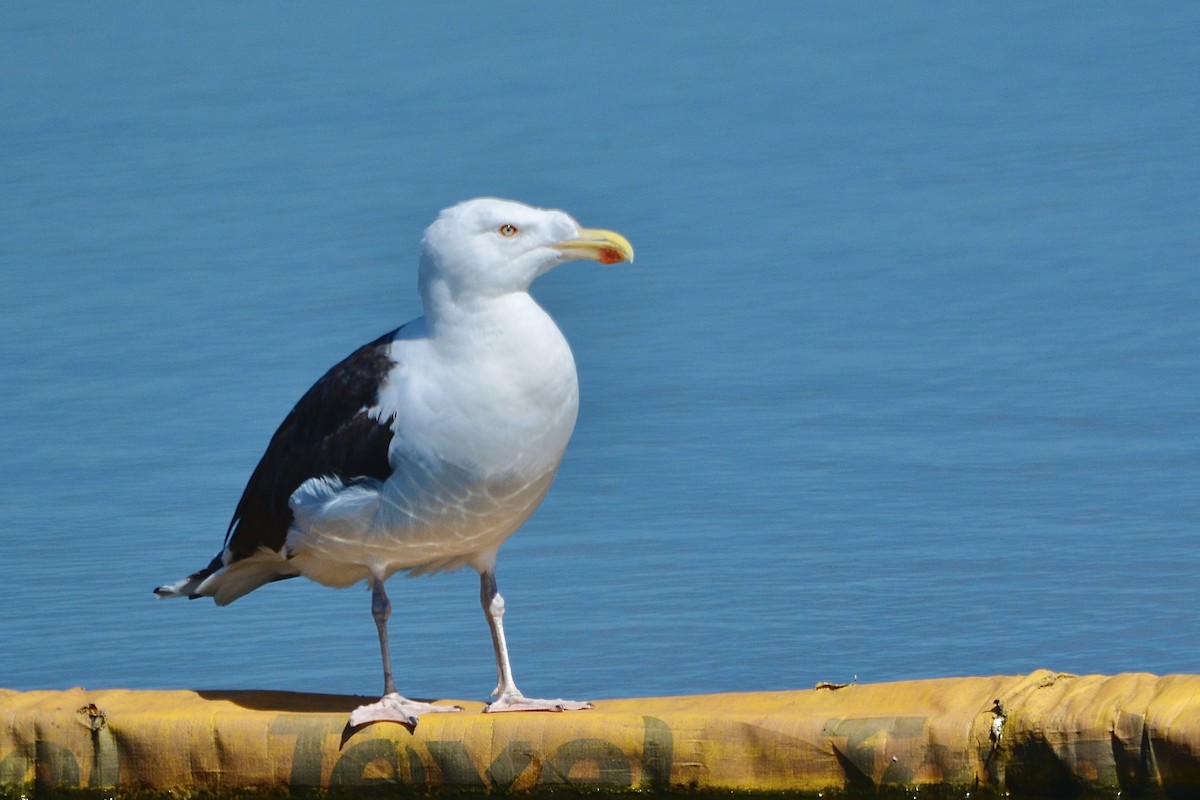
[552,228,635,265]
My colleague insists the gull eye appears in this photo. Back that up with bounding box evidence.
[498,224,519,238]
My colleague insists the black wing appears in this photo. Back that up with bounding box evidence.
[223,327,400,560]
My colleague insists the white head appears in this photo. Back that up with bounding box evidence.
[418,198,633,312]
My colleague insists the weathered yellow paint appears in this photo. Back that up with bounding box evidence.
[3,671,1200,797]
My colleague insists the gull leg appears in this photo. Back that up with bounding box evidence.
[349,577,462,728]
[481,569,592,713]
[482,570,517,698]
[373,577,397,695]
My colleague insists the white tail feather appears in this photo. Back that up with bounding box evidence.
[155,547,298,606]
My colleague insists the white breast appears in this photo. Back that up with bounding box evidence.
[286,293,579,584]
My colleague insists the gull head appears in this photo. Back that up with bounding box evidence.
[418,198,633,308]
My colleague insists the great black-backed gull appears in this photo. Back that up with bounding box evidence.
[155,198,634,726]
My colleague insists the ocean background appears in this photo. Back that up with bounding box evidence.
[1,5,1196,703]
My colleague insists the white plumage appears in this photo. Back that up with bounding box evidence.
[156,197,633,726]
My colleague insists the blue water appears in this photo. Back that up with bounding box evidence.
[2,5,1197,703]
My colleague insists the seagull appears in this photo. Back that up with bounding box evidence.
[155,198,634,726]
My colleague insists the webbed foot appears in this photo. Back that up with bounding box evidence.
[349,693,464,728]
[485,691,592,713]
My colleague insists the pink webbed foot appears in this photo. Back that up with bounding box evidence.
[485,690,593,713]
[349,693,463,728]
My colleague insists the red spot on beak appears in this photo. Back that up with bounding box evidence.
[597,247,625,265]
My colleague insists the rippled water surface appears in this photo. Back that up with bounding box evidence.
[1,5,1197,701]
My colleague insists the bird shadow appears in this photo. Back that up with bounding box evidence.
[195,688,367,714]
[192,689,455,745]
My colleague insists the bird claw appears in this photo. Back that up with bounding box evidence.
[349,693,463,728]
[485,691,593,713]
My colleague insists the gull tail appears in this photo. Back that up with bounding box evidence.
[154,553,224,600]
[154,548,299,606]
